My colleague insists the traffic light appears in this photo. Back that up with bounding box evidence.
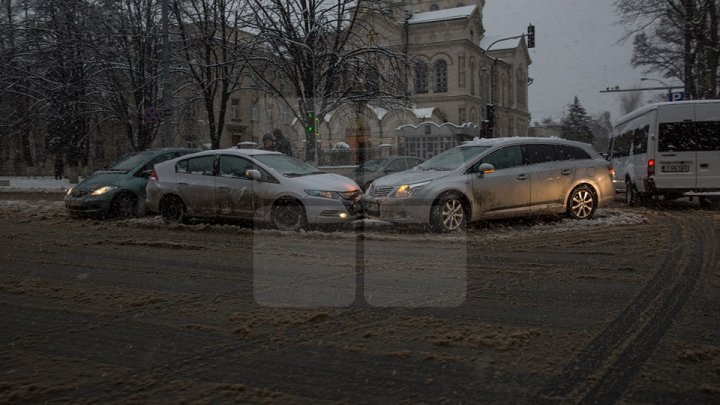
[527,24,535,48]
[305,112,319,137]
[485,104,495,129]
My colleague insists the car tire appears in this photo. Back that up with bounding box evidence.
[110,193,138,219]
[271,198,307,232]
[160,195,186,224]
[430,193,467,233]
[567,185,597,220]
[625,180,640,206]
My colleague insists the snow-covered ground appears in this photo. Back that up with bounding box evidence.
[0,176,74,192]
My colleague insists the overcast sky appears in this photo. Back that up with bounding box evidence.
[483,0,671,124]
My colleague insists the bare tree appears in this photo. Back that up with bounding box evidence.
[615,0,719,99]
[240,0,412,161]
[87,0,166,152]
[619,89,644,115]
[171,0,253,150]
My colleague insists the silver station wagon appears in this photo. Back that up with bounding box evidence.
[363,137,616,232]
[146,149,363,231]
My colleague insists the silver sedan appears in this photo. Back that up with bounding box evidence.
[146,149,363,231]
[363,137,616,232]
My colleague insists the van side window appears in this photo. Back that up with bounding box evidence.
[612,131,633,158]
[631,125,649,154]
[659,121,720,152]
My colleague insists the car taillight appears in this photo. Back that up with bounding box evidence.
[608,165,615,178]
[647,159,655,177]
[149,169,158,181]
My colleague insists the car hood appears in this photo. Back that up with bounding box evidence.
[284,173,360,191]
[370,169,449,187]
[73,172,128,192]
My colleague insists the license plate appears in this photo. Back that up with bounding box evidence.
[661,164,690,173]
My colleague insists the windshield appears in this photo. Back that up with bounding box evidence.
[417,146,491,171]
[356,158,389,172]
[104,150,157,173]
[253,154,323,177]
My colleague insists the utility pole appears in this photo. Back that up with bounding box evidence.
[161,0,173,147]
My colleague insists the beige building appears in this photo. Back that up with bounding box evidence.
[215,0,532,163]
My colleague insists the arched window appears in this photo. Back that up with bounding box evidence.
[434,60,448,93]
[416,62,428,94]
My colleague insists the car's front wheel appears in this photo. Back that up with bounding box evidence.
[160,195,186,224]
[567,185,597,220]
[430,193,467,233]
[271,198,307,231]
[110,193,138,219]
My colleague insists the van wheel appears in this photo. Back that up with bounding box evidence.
[430,193,467,233]
[160,195,186,224]
[110,193,138,219]
[271,198,307,231]
[625,180,640,206]
[700,196,720,210]
[567,185,597,220]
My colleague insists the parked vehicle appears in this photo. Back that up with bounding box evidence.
[64,148,197,218]
[145,149,363,231]
[363,137,615,232]
[610,100,720,207]
[353,156,425,191]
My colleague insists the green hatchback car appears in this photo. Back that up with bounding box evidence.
[64,148,197,218]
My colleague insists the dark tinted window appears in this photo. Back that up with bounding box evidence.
[141,152,177,172]
[557,145,591,160]
[479,145,524,170]
[526,144,557,164]
[659,121,720,152]
[611,131,633,158]
[385,159,406,172]
[177,155,215,175]
[632,126,649,154]
[219,155,257,178]
[407,158,424,168]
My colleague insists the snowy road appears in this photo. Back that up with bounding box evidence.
[1,192,719,403]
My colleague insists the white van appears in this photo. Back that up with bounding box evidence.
[609,100,720,206]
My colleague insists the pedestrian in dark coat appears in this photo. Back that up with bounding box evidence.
[54,157,64,180]
[272,129,293,157]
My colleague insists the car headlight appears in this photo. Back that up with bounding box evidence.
[391,181,431,198]
[65,187,74,196]
[90,186,117,196]
[305,189,340,199]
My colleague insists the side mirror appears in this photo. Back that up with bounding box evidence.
[476,163,496,178]
[245,169,262,181]
[601,153,610,160]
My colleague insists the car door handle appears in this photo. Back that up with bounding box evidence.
[661,153,677,157]
[517,174,529,180]
[561,169,573,175]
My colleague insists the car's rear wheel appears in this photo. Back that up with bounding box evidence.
[110,193,138,219]
[567,185,597,220]
[271,198,307,231]
[430,193,467,233]
[160,195,186,224]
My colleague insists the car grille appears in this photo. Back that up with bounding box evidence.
[369,186,394,198]
[71,190,89,197]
